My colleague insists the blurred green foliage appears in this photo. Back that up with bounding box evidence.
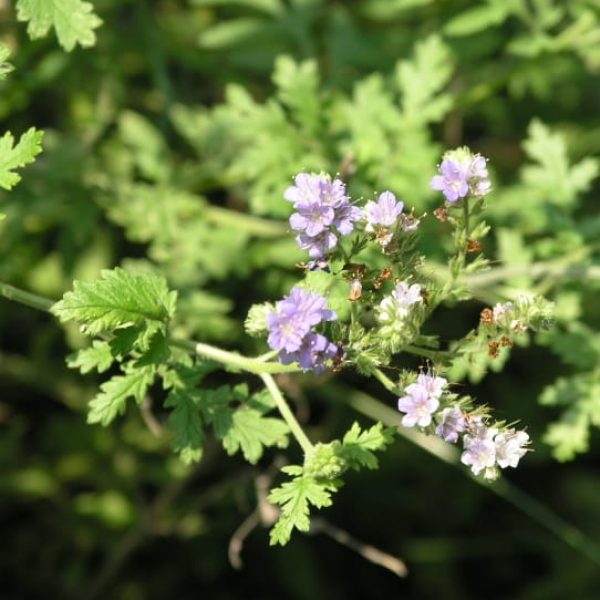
[1,0,600,598]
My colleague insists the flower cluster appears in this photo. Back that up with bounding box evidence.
[396,373,530,478]
[430,147,491,203]
[266,287,337,374]
[363,191,404,246]
[378,281,422,327]
[461,421,529,478]
[285,173,361,259]
[397,373,447,427]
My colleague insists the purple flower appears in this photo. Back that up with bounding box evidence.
[430,149,491,203]
[296,231,338,259]
[364,191,404,230]
[267,287,335,353]
[494,429,529,469]
[435,406,466,443]
[285,173,360,258]
[397,386,439,427]
[406,373,447,400]
[430,158,469,203]
[280,333,338,374]
[397,372,445,428]
[289,203,335,237]
[461,424,498,475]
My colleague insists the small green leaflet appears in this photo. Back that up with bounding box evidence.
[67,340,114,374]
[88,365,155,426]
[51,267,177,336]
[0,45,14,80]
[165,390,204,464]
[340,422,395,471]
[16,0,102,52]
[0,128,44,191]
[202,385,290,464]
[268,466,339,546]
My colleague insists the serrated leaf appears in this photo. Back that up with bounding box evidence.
[165,390,204,464]
[268,473,338,545]
[52,267,177,336]
[0,128,43,190]
[396,34,453,123]
[200,385,289,463]
[444,2,513,37]
[340,422,395,470]
[222,408,289,463]
[0,45,13,80]
[67,340,114,374]
[16,0,102,51]
[88,365,155,426]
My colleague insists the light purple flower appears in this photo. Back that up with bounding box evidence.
[296,231,338,259]
[364,191,404,230]
[267,287,335,352]
[285,173,360,258]
[289,203,335,237]
[280,333,338,374]
[397,372,445,428]
[379,281,423,323]
[397,385,439,428]
[435,406,466,443]
[430,149,491,203]
[430,158,469,203]
[494,429,529,469]
[461,424,498,475]
[406,373,447,400]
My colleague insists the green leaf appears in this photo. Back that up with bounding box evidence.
[340,422,395,470]
[0,45,14,80]
[0,128,44,190]
[541,373,600,461]
[268,472,339,545]
[202,385,289,463]
[222,407,289,463]
[396,34,453,123]
[51,267,177,336]
[88,365,155,426]
[165,390,204,464]
[67,340,114,374]
[16,0,102,51]
[444,2,514,37]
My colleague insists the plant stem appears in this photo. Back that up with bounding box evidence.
[0,281,54,312]
[0,280,300,376]
[373,368,397,393]
[168,338,300,375]
[260,372,314,454]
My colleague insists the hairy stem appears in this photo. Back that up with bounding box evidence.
[0,280,300,376]
[0,281,54,312]
[169,338,300,375]
[260,373,314,454]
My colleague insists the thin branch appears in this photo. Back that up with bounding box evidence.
[310,517,408,578]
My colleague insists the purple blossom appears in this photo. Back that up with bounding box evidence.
[397,386,439,427]
[279,333,338,375]
[364,191,404,230]
[430,149,491,203]
[461,424,498,475]
[285,173,360,258]
[406,373,447,400]
[296,231,338,259]
[435,406,466,443]
[494,429,529,469]
[430,158,469,203]
[397,372,445,428]
[267,287,335,353]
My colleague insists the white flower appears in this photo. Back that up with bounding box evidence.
[461,425,498,475]
[494,429,529,469]
[379,282,422,323]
